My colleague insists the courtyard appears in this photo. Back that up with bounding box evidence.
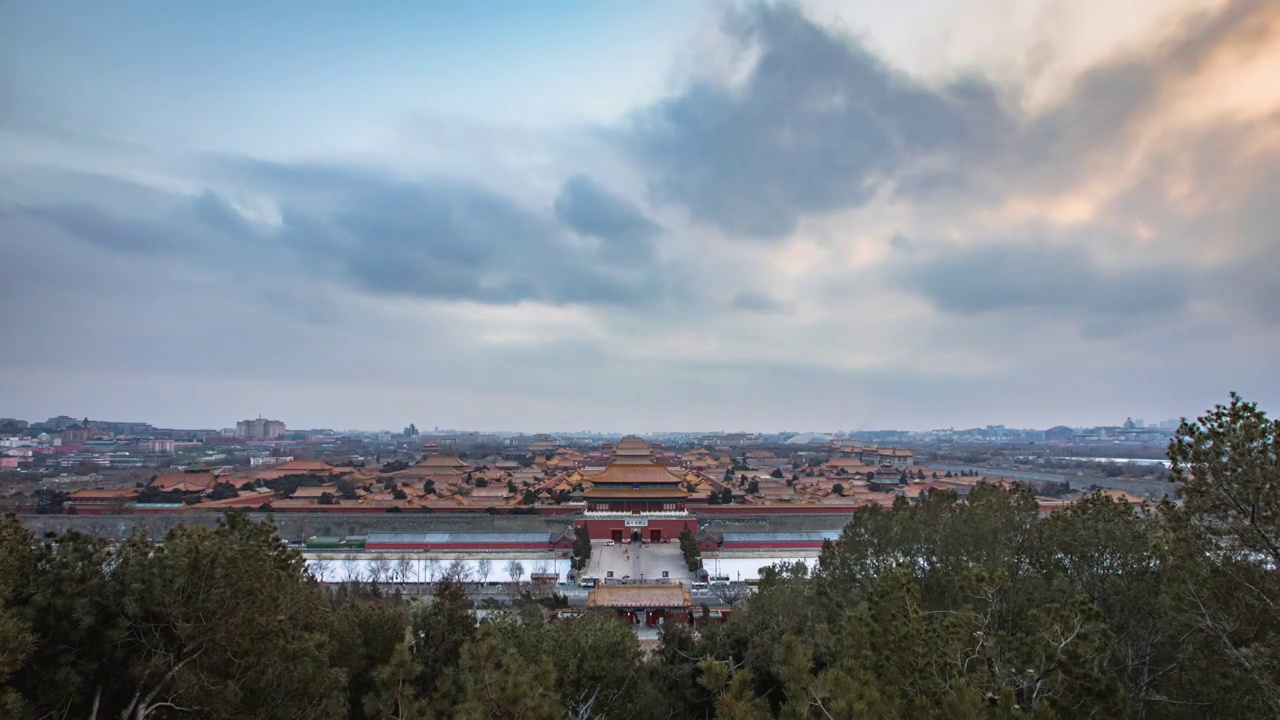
[585,540,695,584]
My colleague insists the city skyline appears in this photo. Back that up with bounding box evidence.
[2,409,1185,437]
[3,0,1278,430]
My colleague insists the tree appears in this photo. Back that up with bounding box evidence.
[422,479,435,494]
[770,468,784,479]
[443,559,472,583]
[572,525,592,571]
[368,557,393,587]
[337,477,358,500]
[392,488,407,500]
[506,559,525,585]
[318,492,336,505]
[0,518,36,717]
[410,580,476,695]
[679,525,701,572]
[455,621,561,719]
[548,611,646,719]
[32,488,67,515]
[394,557,414,592]
[832,483,845,496]
[331,597,413,720]
[1165,393,1280,716]
[362,630,427,720]
[110,512,345,712]
[208,481,239,499]
[522,489,539,505]
[476,557,493,585]
[711,581,750,607]
[746,479,760,495]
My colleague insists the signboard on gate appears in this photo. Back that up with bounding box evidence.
[624,519,648,527]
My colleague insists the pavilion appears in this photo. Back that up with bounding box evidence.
[586,584,693,627]
[579,437,694,542]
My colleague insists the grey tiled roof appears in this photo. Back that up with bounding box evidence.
[720,531,841,543]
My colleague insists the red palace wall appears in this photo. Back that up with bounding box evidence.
[576,517,697,542]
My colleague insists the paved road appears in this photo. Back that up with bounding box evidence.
[587,541,693,583]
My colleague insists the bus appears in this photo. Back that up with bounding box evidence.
[690,580,709,591]
[579,576,599,589]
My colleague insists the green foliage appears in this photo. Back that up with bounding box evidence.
[1,394,1276,719]
[263,472,329,497]
[32,488,67,514]
[572,524,592,571]
[208,481,239,500]
[337,477,358,500]
[679,524,702,572]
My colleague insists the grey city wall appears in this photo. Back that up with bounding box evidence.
[18,512,577,542]
[19,511,858,542]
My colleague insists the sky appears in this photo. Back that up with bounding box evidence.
[2,0,1278,433]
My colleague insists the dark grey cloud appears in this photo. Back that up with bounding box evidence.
[627,2,1008,239]
[22,203,174,254]
[901,242,1187,318]
[19,163,680,309]
[730,290,791,314]
[553,175,662,257]
[626,0,1277,237]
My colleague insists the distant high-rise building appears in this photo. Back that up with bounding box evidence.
[404,423,419,437]
[146,438,176,454]
[236,417,286,439]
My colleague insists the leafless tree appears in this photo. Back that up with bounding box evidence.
[477,557,493,584]
[394,557,414,591]
[443,558,472,584]
[506,559,525,585]
[367,556,391,585]
[310,559,331,584]
[712,581,751,607]
[341,554,361,583]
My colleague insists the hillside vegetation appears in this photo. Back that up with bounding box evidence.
[1,394,1276,719]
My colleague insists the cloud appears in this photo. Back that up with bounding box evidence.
[19,163,681,309]
[3,0,1280,429]
[553,175,662,256]
[627,2,1008,239]
[22,202,175,254]
[900,242,1187,318]
[730,290,791,314]
[627,0,1280,236]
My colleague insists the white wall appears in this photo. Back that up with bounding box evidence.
[700,555,818,581]
[304,553,573,584]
